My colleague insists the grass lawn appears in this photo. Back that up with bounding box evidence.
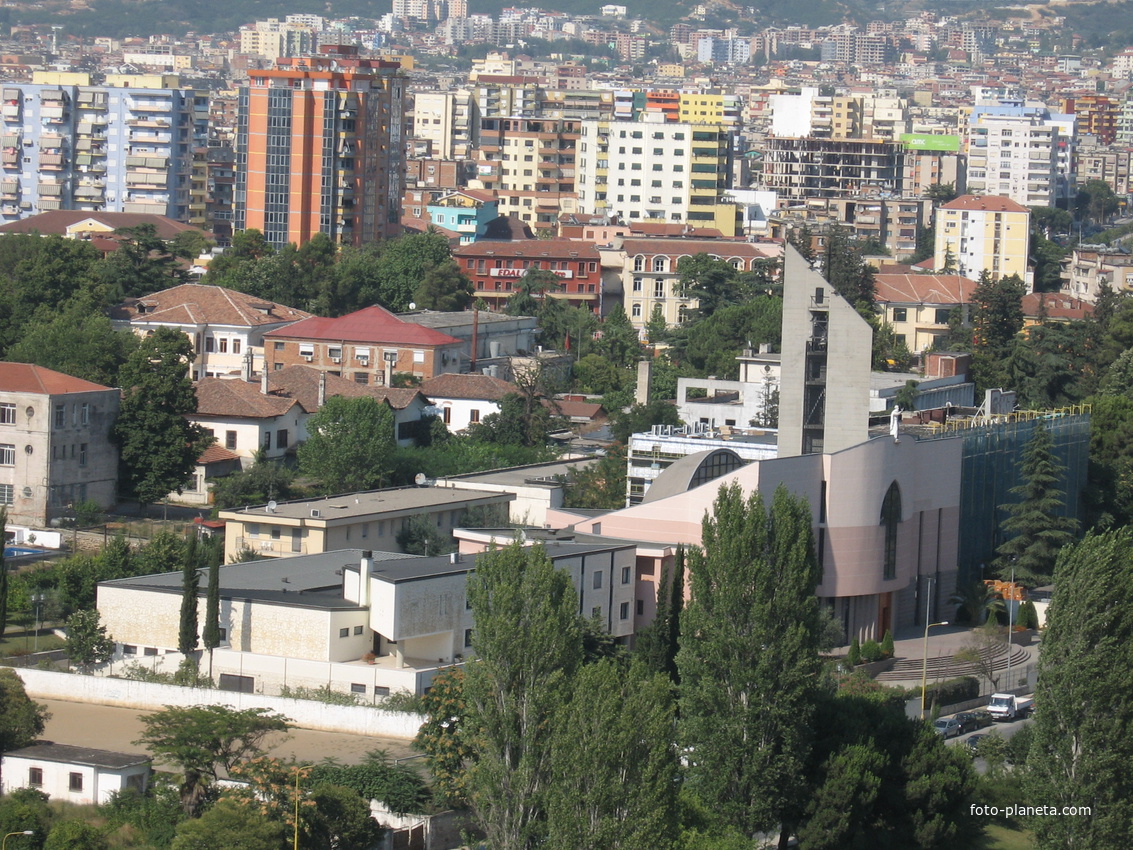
[976,822,1035,849]
[0,629,65,658]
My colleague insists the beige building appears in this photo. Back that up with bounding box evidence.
[0,364,119,527]
[873,273,977,352]
[934,194,1031,287]
[111,284,311,380]
[218,486,514,560]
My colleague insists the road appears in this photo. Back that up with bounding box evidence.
[38,699,420,770]
[946,714,1034,775]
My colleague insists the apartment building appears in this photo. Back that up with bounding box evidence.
[0,363,120,527]
[0,74,207,223]
[1062,245,1133,302]
[576,116,739,235]
[873,273,978,352]
[933,194,1031,285]
[966,106,1073,207]
[238,16,322,62]
[759,137,904,202]
[472,116,579,234]
[235,46,408,248]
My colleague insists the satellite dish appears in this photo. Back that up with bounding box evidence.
[409,302,417,311]
[414,473,427,486]
[266,500,277,513]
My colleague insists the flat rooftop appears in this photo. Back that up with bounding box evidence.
[400,311,535,329]
[439,457,596,487]
[219,485,512,522]
[5,743,150,769]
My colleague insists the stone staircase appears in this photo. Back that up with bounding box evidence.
[876,643,1031,684]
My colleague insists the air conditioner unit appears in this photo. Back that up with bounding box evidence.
[310,509,321,518]
[302,354,313,361]
[332,357,341,364]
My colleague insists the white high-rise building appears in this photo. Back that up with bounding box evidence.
[966,106,1075,207]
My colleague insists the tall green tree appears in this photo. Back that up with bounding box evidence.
[201,540,221,667]
[113,327,212,506]
[821,229,875,310]
[1025,529,1133,848]
[6,305,139,387]
[463,541,583,850]
[646,303,668,343]
[414,667,474,807]
[677,483,823,843]
[96,224,190,299]
[413,258,474,312]
[0,668,49,755]
[634,545,684,685]
[595,303,642,368]
[505,268,562,318]
[135,705,290,816]
[994,425,1078,585]
[0,508,8,641]
[178,536,201,657]
[298,396,396,493]
[65,609,115,673]
[545,659,678,850]
[374,230,454,311]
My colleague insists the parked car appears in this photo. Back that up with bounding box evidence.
[966,733,987,754]
[955,711,992,734]
[934,717,961,739]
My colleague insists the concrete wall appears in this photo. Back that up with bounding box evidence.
[13,668,426,738]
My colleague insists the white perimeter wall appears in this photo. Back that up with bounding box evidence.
[13,668,426,739]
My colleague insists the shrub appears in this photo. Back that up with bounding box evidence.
[860,639,884,664]
[921,675,980,708]
[1017,599,1040,630]
[846,636,861,667]
[278,684,362,706]
[880,629,895,659]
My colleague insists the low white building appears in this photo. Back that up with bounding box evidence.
[2,744,150,805]
[99,543,638,697]
[419,372,516,432]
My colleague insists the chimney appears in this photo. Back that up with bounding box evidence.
[635,359,652,406]
[241,349,253,383]
[261,363,269,395]
[318,371,327,409]
[358,550,373,606]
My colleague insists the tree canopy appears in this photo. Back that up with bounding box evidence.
[298,395,397,493]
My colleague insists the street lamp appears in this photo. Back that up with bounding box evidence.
[921,619,950,719]
[3,832,34,849]
[32,593,43,653]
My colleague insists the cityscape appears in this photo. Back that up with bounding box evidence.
[0,0,1123,847]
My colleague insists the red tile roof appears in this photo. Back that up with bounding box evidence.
[197,445,242,464]
[420,372,516,401]
[874,274,978,305]
[264,305,462,347]
[1022,293,1095,321]
[0,211,204,240]
[266,365,428,412]
[113,284,311,328]
[0,363,112,395]
[194,378,299,419]
[940,194,1030,214]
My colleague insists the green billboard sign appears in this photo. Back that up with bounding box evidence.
[900,133,961,152]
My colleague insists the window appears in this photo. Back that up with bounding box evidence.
[470,409,480,423]
[277,429,288,448]
[69,772,83,792]
[29,768,42,787]
[880,481,901,581]
[592,606,601,618]
[328,347,343,360]
[654,279,665,298]
[123,644,137,656]
[80,403,89,425]
[892,307,907,322]
[339,628,349,638]
[262,432,271,451]
[351,683,366,694]
[375,686,391,697]
[225,431,236,450]
[55,404,65,428]
[0,444,13,465]
[619,602,629,620]
[79,443,87,467]
[593,571,603,590]
[632,303,642,318]
[274,341,285,351]
[637,599,644,616]
[935,308,952,324]
[233,339,241,355]
[219,338,228,353]
[621,566,631,584]
[354,372,368,384]
[205,337,215,353]
[0,484,12,505]
[353,625,364,635]
[464,628,474,647]
[0,404,15,424]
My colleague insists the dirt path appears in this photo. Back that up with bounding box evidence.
[38,699,420,769]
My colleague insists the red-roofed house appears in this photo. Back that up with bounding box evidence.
[110,284,312,380]
[0,363,120,526]
[263,306,464,384]
[419,372,516,432]
[873,273,978,352]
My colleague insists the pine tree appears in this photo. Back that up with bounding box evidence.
[677,483,823,842]
[463,542,583,850]
[646,303,668,343]
[994,425,1078,586]
[1026,529,1133,848]
[178,535,200,657]
[634,545,683,685]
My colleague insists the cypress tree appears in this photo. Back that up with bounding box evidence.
[0,508,8,639]
[201,537,222,664]
[177,533,200,657]
[634,544,684,684]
